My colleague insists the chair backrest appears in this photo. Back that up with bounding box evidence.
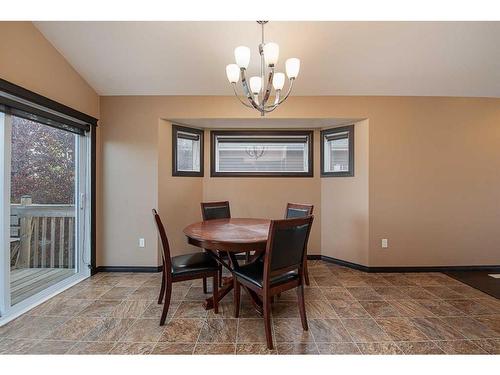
[152,209,172,273]
[201,201,231,221]
[262,216,314,286]
[285,203,314,219]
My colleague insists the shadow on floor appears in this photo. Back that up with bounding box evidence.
[445,271,500,299]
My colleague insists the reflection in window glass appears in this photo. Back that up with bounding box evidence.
[9,115,77,305]
[325,134,349,172]
[212,132,312,176]
[177,132,200,172]
[217,140,307,173]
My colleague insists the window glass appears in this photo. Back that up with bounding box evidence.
[321,126,354,177]
[211,132,313,177]
[325,132,349,172]
[177,131,200,172]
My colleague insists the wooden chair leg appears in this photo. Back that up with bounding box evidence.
[213,273,219,314]
[157,268,165,304]
[303,258,310,286]
[218,265,223,287]
[203,277,208,294]
[233,278,241,318]
[160,280,172,326]
[297,284,308,331]
[263,295,273,350]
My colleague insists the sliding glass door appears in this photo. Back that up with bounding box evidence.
[0,109,91,318]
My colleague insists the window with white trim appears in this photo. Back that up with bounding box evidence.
[211,131,313,177]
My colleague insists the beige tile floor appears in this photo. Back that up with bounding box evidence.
[0,260,499,355]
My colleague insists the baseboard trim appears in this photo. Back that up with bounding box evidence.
[307,255,500,273]
[307,255,322,261]
[97,258,500,274]
[96,266,162,273]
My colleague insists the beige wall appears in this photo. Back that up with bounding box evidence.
[99,95,500,268]
[321,119,369,265]
[368,97,500,266]
[0,22,98,118]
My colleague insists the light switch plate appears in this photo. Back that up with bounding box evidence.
[381,239,388,248]
[139,238,145,248]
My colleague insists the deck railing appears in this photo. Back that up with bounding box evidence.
[10,196,75,269]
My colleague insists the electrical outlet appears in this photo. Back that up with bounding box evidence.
[139,238,145,248]
[381,238,388,248]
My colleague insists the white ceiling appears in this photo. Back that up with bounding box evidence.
[169,118,361,129]
[34,21,500,97]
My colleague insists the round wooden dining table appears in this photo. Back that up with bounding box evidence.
[183,218,271,312]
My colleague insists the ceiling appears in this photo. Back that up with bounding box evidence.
[34,21,500,97]
[168,118,361,129]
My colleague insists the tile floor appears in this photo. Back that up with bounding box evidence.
[0,260,499,355]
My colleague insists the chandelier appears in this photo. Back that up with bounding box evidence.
[225,21,300,117]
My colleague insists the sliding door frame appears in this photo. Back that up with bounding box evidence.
[0,113,92,322]
[0,79,98,323]
[0,111,12,314]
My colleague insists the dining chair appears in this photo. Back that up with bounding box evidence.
[200,200,231,221]
[152,209,219,325]
[200,201,250,286]
[232,216,314,349]
[285,203,314,286]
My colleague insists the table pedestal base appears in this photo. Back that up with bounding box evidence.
[203,276,263,316]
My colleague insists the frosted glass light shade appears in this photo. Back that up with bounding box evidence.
[286,58,300,79]
[249,76,262,94]
[226,64,240,83]
[263,42,279,66]
[234,46,251,69]
[272,72,285,90]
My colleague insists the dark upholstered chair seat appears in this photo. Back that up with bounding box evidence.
[153,208,220,324]
[233,261,299,288]
[171,252,219,276]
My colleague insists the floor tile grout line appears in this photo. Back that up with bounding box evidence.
[432,339,489,354]
[330,292,437,352]
[234,316,239,354]
[334,310,360,353]
[364,299,437,343]
[305,317,320,354]
[365,313,404,353]
[192,289,209,355]
[107,315,140,353]
[151,285,186,353]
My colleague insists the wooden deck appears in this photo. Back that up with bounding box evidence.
[11,268,75,305]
